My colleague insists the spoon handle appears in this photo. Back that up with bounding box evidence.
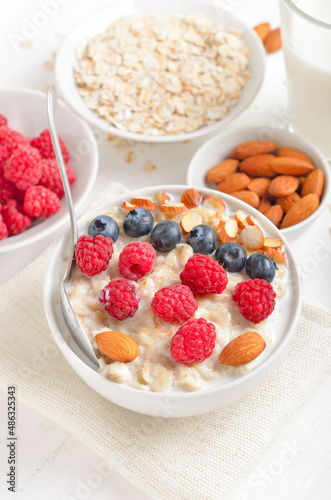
[46,83,78,246]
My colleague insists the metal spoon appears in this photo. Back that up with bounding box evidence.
[46,83,99,368]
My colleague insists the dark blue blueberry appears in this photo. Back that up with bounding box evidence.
[246,253,276,283]
[88,215,120,242]
[150,220,182,252]
[215,242,247,272]
[187,224,217,255]
[123,208,154,238]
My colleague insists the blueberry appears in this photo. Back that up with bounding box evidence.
[123,208,154,238]
[246,253,276,283]
[187,224,217,255]
[88,215,120,242]
[215,242,247,272]
[150,220,182,252]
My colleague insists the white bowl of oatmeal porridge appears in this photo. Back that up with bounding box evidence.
[44,185,302,417]
[55,0,265,142]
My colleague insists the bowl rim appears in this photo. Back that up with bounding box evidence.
[44,184,302,404]
[54,0,266,143]
[186,125,331,235]
[0,86,99,252]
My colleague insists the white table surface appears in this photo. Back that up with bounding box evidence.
[1,0,331,499]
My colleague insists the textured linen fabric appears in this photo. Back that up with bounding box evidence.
[0,182,330,500]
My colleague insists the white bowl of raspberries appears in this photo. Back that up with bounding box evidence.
[0,87,98,252]
[44,185,302,417]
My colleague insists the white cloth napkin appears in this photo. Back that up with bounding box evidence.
[0,182,330,500]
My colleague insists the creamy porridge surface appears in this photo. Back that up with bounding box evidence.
[67,193,288,393]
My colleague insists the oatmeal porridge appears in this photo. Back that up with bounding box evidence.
[67,189,288,393]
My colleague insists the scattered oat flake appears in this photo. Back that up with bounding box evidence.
[20,39,32,47]
[144,161,156,173]
[124,151,136,163]
[106,134,136,149]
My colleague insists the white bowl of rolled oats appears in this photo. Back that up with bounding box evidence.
[44,185,301,417]
[55,0,265,142]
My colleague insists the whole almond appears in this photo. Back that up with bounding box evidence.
[281,193,319,228]
[268,175,299,197]
[231,190,260,209]
[230,141,278,160]
[276,147,314,165]
[206,159,239,184]
[219,332,266,366]
[247,177,271,197]
[301,169,324,198]
[254,22,271,43]
[265,204,284,226]
[271,157,315,176]
[276,192,301,213]
[216,173,250,194]
[181,188,201,209]
[239,154,277,178]
[259,196,272,215]
[95,330,139,363]
[264,27,282,53]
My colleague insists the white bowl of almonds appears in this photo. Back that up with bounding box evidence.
[44,185,301,417]
[54,0,265,142]
[187,126,331,239]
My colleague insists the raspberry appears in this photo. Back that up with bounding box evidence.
[31,129,70,163]
[0,172,16,204]
[0,204,8,240]
[0,126,29,154]
[23,186,61,218]
[99,279,140,321]
[170,318,216,364]
[232,279,276,324]
[0,144,11,168]
[4,146,41,190]
[151,285,198,323]
[2,199,32,236]
[39,159,76,198]
[180,254,228,296]
[0,115,7,127]
[118,241,155,281]
[75,235,113,276]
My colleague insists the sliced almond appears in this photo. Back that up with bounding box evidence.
[201,194,226,212]
[281,193,319,228]
[181,209,203,235]
[271,157,315,176]
[240,224,264,249]
[254,22,271,43]
[268,175,299,197]
[259,196,272,215]
[160,202,187,214]
[245,215,260,227]
[206,159,239,184]
[276,147,314,165]
[264,247,287,266]
[155,191,170,207]
[181,188,201,209]
[231,190,260,209]
[264,27,282,53]
[301,169,324,198]
[95,330,139,363]
[247,177,271,197]
[130,198,157,210]
[235,210,247,230]
[239,154,277,178]
[217,219,238,243]
[120,201,138,211]
[230,141,278,160]
[265,204,284,226]
[216,173,250,194]
[263,237,282,249]
[219,332,266,366]
[276,192,301,213]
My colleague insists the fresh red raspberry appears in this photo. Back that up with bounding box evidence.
[0,204,8,240]
[99,279,140,320]
[0,115,7,127]
[170,318,216,364]
[118,241,155,281]
[38,159,76,198]
[31,129,70,163]
[4,146,41,190]
[180,254,228,296]
[23,186,61,218]
[0,171,16,204]
[232,279,276,324]
[75,235,113,276]
[0,126,30,154]
[151,285,198,323]
[2,199,32,236]
[0,144,11,168]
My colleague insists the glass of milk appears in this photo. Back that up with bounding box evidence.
[280,0,331,159]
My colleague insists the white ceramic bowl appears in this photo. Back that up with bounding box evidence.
[0,87,98,252]
[187,126,331,239]
[55,0,265,143]
[44,185,302,417]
